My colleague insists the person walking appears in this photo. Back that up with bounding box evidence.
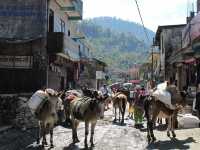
[133,86,145,128]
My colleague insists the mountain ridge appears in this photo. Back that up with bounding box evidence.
[78,17,154,70]
[85,16,155,46]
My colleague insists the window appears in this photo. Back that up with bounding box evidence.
[49,9,54,32]
[60,19,65,33]
[68,30,71,36]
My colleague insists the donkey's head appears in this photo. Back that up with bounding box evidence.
[45,89,66,123]
[91,90,107,119]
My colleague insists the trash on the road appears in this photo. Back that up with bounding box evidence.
[178,113,200,128]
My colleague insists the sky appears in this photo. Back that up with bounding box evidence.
[83,0,197,32]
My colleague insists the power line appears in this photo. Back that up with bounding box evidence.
[133,0,150,42]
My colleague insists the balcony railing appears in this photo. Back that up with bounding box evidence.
[47,32,80,60]
[57,0,83,20]
[47,32,64,54]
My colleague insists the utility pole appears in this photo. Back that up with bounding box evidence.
[151,38,154,81]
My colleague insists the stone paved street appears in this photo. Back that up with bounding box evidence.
[0,109,200,150]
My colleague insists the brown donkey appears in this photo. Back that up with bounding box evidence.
[32,89,66,148]
[70,90,106,148]
[144,85,186,143]
[112,92,127,125]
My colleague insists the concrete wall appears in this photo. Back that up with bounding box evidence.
[49,0,70,33]
[0,0,47,40]
[198,0,200,12]
[159,26,184,80]
[0,0,48,93]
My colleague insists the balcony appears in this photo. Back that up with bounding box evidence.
[47,32,64,54]
[56,0,83,20]
[47,32,80,61]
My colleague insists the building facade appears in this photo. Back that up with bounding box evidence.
[0,0,83,93]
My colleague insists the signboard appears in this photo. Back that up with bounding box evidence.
[96,71,106,79]
[0,0,47,40]
[0,56,33,68]
[182,12,200,48]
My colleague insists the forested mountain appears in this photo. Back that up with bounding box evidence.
[87,17,155,46]
[78,17,155,70]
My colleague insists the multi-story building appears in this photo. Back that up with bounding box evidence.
[0,0,83,93]
[154,24,185,88]
[142,52,160,80]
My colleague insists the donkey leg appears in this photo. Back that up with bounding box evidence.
[41,127,47,147]
[119,108,121,122]
[146,122,151,143]
[72,119,80,143]
[50,128,54,148]
[149,121,156,142]
[150,111,159,142]
[37,123,41,145]
[84,122,89,148]
[114,107,117,122]
[90,121,97,147]
[171,115,176,138]
[120,107,124,125]
[167,117,171,137]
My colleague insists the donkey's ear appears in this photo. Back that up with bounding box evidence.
[57,91,64,97]
[93,91,98,98]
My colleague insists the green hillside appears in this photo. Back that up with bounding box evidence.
[78,18,154,70]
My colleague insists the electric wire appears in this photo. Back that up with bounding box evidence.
[133,0,150,42]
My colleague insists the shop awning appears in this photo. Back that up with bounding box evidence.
[56,53,70,60]
[184,58,196,64]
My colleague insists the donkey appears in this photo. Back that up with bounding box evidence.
[70,90,106,148]
[112,92,127,125]
[35,89,66,148]
[60,89,83,127]
[144,85,186,143]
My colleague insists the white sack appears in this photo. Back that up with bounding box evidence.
[27,90,48,114]
[178,114,200,128]
[152,89,175,110]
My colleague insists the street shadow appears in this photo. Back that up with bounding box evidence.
[139,124,167,132]
[0,128,40,150]
[59,123,72,129]
[112,121,127,126]
[146,137,196,150]
[156,124,168,131]
[63,143,94,150]
[139,127,147,132]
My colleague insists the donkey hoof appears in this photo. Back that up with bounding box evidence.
[152,137,156,142]
[73,138,80,143]
[147,139,151,144]
[167,132,170,137]
[172,133,176,138]
[91,143,95,147]
[85,144,88,149]
[50,144,54,148]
